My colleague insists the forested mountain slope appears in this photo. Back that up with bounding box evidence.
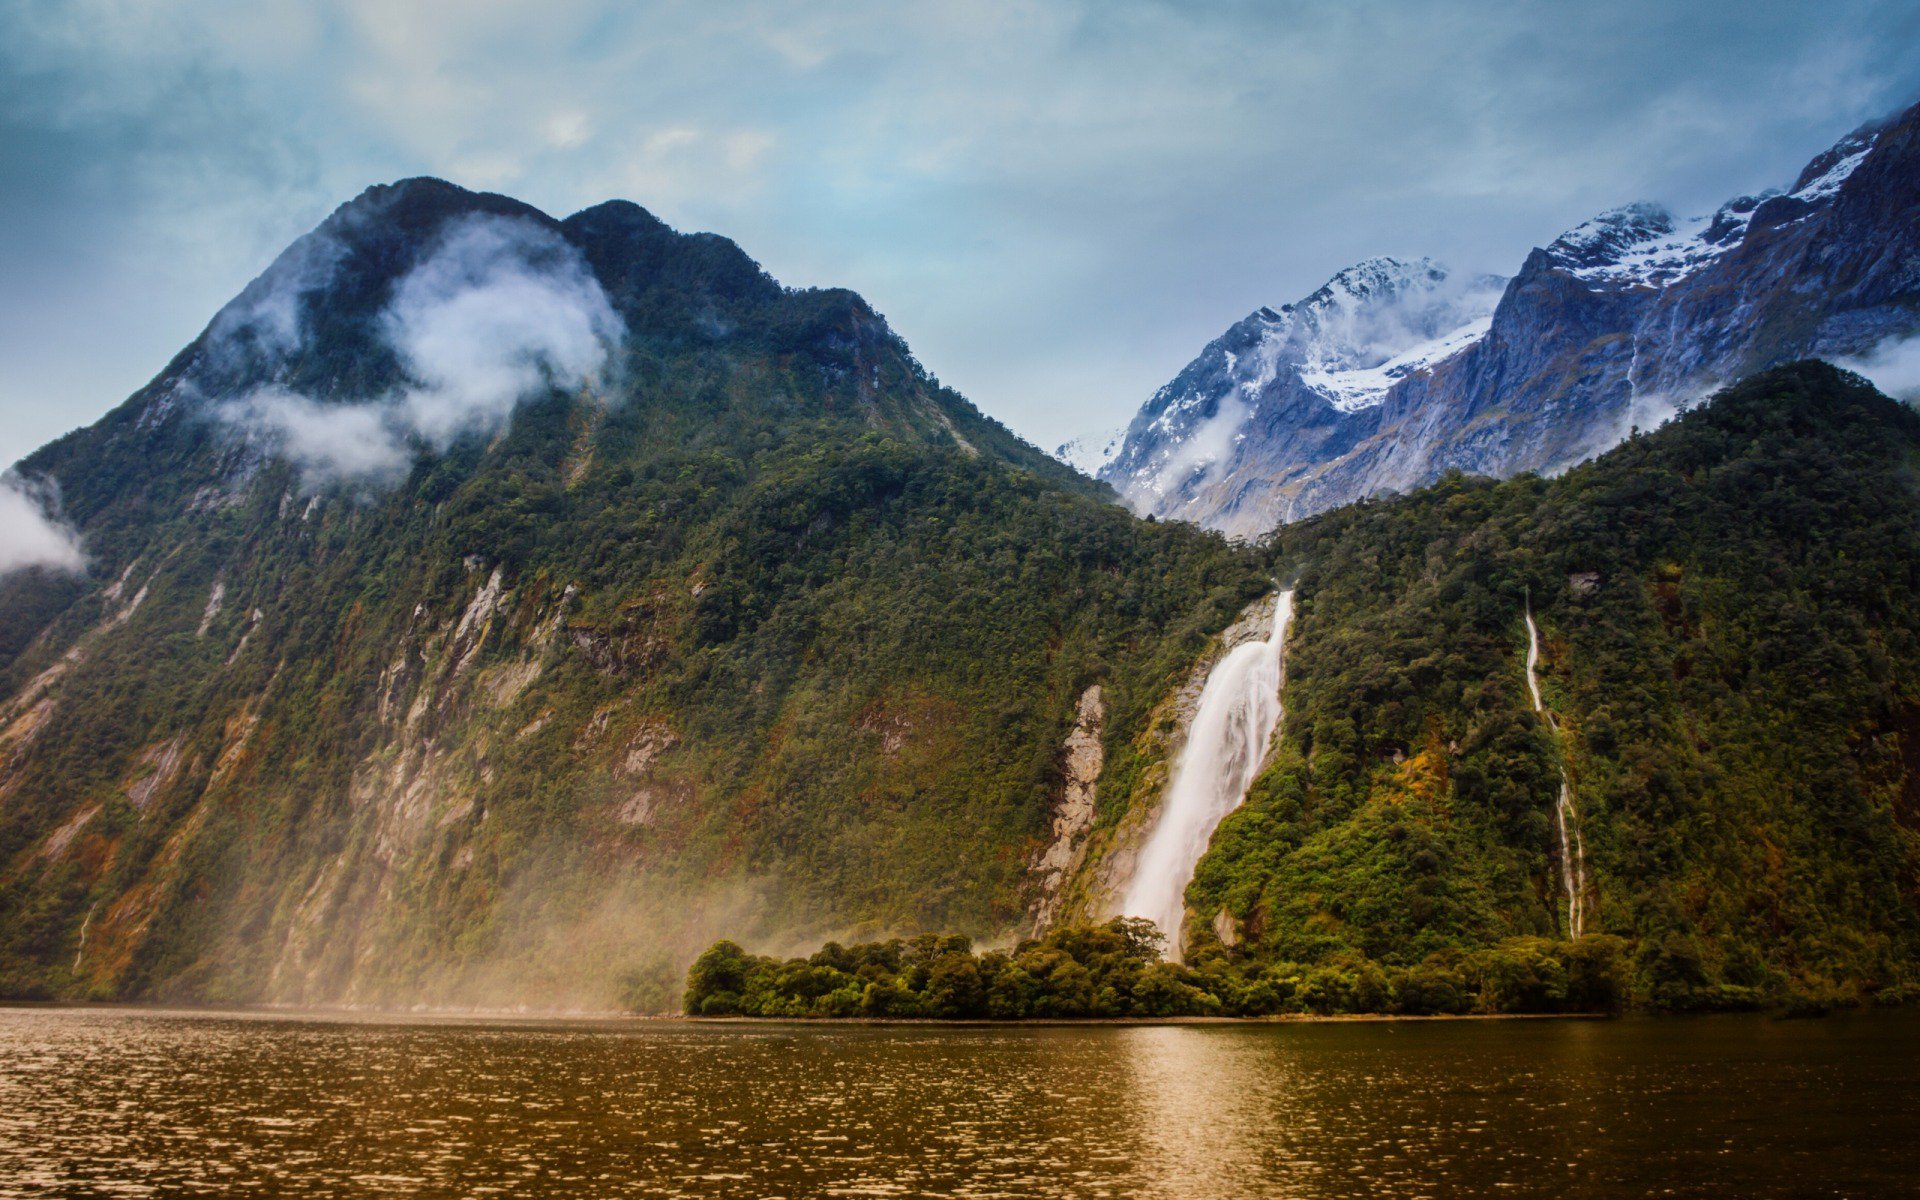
[687,363,1920,1020]
[1188,362,1920,1008]
[0,178,1263,1007]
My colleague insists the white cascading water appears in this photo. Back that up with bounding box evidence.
[1122,590,1295,959]
[1525,607,1589,938]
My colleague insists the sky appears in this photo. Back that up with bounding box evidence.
[2,0,1918,467]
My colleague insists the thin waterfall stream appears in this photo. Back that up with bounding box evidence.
[1525,606,1589,938]
[1121,590,1295,959]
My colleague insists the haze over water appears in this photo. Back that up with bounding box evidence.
[3,1006,1916,1198]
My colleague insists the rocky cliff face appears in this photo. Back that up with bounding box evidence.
[1101,102,1920,536]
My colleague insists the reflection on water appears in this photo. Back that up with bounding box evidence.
[2,1007,1916,1198]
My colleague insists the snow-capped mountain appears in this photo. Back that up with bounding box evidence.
[1102,104,1920,537]
[1051,426,1127,476]
[1100,257,1504,532]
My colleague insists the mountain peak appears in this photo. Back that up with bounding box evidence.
[1299,256,1448,311]
[329,177,552,238]
[1788,122,1883,200]
[563,197,668,229]
[1545,202,1676,272]
[1100,97,1920,537]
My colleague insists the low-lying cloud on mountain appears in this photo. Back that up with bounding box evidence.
[1841,333,1920,400]
[383,215,625,446]
[220,388,412,487]
[203,225,351,377]
[0,474,84,576]
[218,214,625,488]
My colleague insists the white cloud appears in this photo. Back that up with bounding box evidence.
[205,223,349,370]
[386,214,624,447]
[220,387,410,488]
[217,213,624,487]
[1839,333,1920,400]
[0,474,85,575]
[1147,390,1251,503]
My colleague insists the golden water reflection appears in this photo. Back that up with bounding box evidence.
[1,1008,1915,1198]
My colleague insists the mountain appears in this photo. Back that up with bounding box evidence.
[1192,362,1920,1011]
[1101,258,1504,532]
[713,363,1920,1017]
[0,178,1265,1007]
[5,178,1918,1019]
[1103,101,1920,537]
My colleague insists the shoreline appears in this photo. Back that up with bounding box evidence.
[7,999,1908,1026]
[0,1000,1634,1026]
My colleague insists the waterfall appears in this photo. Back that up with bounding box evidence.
[1122,590,1295,959]
[1525,607,1590,939]
[73,900,98,973]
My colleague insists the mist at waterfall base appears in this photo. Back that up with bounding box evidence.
[1123,591,1294,958]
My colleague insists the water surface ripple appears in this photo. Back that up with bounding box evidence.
[3,1007,1916,1198]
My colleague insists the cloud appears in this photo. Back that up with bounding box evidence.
[0,0,333,465]
[386,214,624,447]
[217,213,624,487]
[220,387,410,488]
[1147,389,1251,502]
[0,473,84,575]
[1839,333,1920,400]
[204,222,350,375]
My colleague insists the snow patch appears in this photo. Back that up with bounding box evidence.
[1301,315,1493,412]
[1549,127,1877,290]
[1790,128,1880,202]
[1550,204,1734,288]
[1051,427,1126,476]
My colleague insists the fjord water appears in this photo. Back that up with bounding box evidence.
[1124,590,1294,955]
[7,1009,1916,1200]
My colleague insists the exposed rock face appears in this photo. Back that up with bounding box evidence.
[1028,685,1105,931]
[1211,906,1240,949]
[1103,101,1920,536]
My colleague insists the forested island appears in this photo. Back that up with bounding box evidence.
[684,919,1632,1018]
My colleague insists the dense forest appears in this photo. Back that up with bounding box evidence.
[684,918,1630,1017]
[701,363,1920,1016]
